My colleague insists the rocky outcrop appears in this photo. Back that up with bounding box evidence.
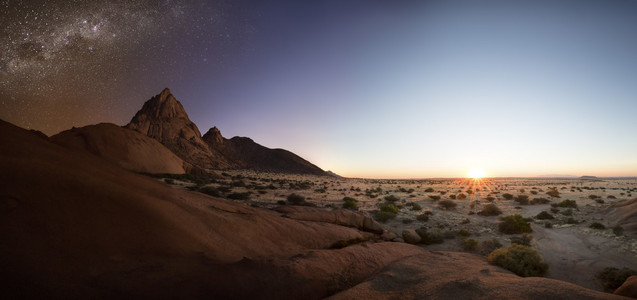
[275,206,384,233]
[402,229,421,244]
[51,123,186,174]
[605,198,637,233]
[125,88,236,169]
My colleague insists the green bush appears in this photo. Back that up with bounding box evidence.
[411,203,422,211]
[596,267,637,292]
[462,238,478,251]
[478,203,502,216]
[487,244,549,277]
[287,193,306,204]
[416,214,429,222]
[458,228,470,237]
[552,199,577,208]
[515,195,529,205]
[530,197,550,205]
[498,214,532,234]
[379,203,399,213]
[342,197,358,209]
[439,199,457,210]
[546,189,560,199]
[536,211,554,220]
[510,233,533,246]
[566,217,578,224]
[415,228,444,245]
[374,211,397,223]
[384,195,400,202]
[613,225,624,236]
[589,222,606,230]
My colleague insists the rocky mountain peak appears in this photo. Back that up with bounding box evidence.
[202,126,225,145]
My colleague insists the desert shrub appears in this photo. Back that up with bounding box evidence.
[478,203,502,216]
[462,238,478,251]
[531,197,550,205]
[466,189,474,194]
[510,233,533,246]
[217,186,232,193]
[487,244,549,277]
[199,186,221,197]
[231,180,246,187]
[276,200,286,205]
[607,195,617,199]
[384,195,400,202]
[458,228,470,237]
[314,188,326,193]
[544,222,553,228]
[411,203,422,211]
[486,196,495,202]
[480,239,503,255]
[287,193,306,204]
[227,192,251,200]
[379,202,399,213]
[374,211,396,223]
[457,193,467,200]
[514,195,529,205]
[566,217,578,224]
[552,199,577,208]
[449,194,457,199]
[613,225,624,236]
[415,228,444,245]
[502,193,514,200]
[560,208,573,216]
[589,222,606,230]
[416,214,429,222]
[429,195,441,201]
[588,195,600,200]
[595,199,605,204]
[439,199,457,210]
[342,197,358,209]
[402,219,413,224]
[531,190,538,195]
[546,189,560,198]
[596,267,637,292]
[536,211,554,220]
[498,214,532,234]
[550,207,559,214]
[424,188,434,192]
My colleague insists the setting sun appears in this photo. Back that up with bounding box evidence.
[467,168,486,179]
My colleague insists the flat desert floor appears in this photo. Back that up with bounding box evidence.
[162,171,637,292]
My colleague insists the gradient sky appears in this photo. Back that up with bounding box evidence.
[2,0,637,178]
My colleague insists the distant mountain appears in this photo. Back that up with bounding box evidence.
[127,88,326,175]
[535,174,577,178]
[51,123,186,174]
[579,175,598,179]
[202,127,326,175]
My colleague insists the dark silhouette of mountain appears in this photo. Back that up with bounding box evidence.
[580,175,598,179]
[126,88,326,175]
[202,127,326,175]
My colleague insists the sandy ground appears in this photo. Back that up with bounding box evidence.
[166,170,637,292]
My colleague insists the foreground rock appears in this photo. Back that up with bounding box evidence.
[0,118,628,299]
[51,123,186,174]
[615,276,637,298]
[276,206,384,233]
[605,198,637,233]
[402,229,421,244]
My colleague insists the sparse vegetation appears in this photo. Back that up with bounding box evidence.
[589,222,606,230]
[502,193,514,200]
[510,233,533,246]
[498,214,532,234]
[456,193,467,200]
[342,197,358,209]
[462,238,478,251]
[227,192,251,200]
[552,199,577,208]
[613,225,624,236]
[530,197,550,205]
[415,228,444,245]
[536,211,554,220]
[478,203,502,216]
[438,199,457,210]
[546,188,560,199]
[487,244,549,277]
[287,193,306,204]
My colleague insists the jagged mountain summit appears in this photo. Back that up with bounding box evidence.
[127,88,327,175]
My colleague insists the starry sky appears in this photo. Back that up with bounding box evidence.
[2,0,637,178]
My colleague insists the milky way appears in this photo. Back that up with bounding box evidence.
[1,0,248,134]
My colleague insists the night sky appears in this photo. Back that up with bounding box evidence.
[2,0,637,178]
